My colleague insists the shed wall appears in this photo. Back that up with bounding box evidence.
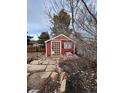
[47,41,51,56]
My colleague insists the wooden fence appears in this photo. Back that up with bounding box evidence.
[27,47,45,53]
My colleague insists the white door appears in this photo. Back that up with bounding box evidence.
[51,41,60,56]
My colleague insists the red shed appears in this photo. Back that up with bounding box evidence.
[45,34,75,57]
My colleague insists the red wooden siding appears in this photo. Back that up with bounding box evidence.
[45,34,75,57]
[61,40,74,55]
[47,41,51,56]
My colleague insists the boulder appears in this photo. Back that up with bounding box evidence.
[60,72,68,82]
[28,89,40,93]
[47,60,57,65]
[73,54,79,59]
[50,72,58,81]
[27,65,46,73]
[42,61,48,65]
[60,79,66,93]
[27,73,30,77]
[46,65,56,72]
[27,72,51,90]
[41,72,51,79]
[56,64,63,74]
[30,60,39,65]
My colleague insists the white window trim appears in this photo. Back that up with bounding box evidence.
[64,42,73,49]
[45,34,74,43]
[45,42,47,57]
[51,41,61,56]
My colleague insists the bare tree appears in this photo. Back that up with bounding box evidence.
[44,0,97,60]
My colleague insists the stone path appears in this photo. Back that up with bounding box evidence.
[27,65,47,72]
[27,57,69,93]
[27,58,57,73]
[27,57,59,90]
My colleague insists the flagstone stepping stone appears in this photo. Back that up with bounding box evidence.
[38,60,43,64]
[43,59,57,65]
[42,61,48,65]
[30,60,39,65]
[27,72,51,89]
[27,64,31,68]
[46,65,56,72]
[41,72,52,79]
[30,60,43,65]
[28,89,39,93]
[27,65,47,73]
[47,60,57,65]
[27,73,30,77]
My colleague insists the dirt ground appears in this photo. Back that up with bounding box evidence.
[27,52,45,63]
[27,53,97,93]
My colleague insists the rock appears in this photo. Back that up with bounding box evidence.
[28,89,39,93]
[30,60,43,65]
[60,72,68,82]
[46,65,56,72]
[30,60,39,65]
[47,60,57,65]
[27,72,51,90]
[27,58,34,64]
[41,72,51,79]
[27,64,31,68]
[56,64,63,73]
[60,79,66,93]
[38,60,43,64]
[27,73,30,77]
[58,68,63,74]
[73,54,79,59]
[27,65,46,73]
[50,72,58,81]
[42,61,48,65]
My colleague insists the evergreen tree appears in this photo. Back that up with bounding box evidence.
[27,32,33,45]
[38,32,50,48]
[51,9,71,36]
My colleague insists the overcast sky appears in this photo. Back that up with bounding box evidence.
[27,0,93,40]
[27,0,51,40]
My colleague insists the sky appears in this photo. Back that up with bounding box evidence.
[27,0,94,40]
[27,0,51,40]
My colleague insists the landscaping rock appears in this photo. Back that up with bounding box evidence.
[73,54,79,59]
[60,79,66,93]
[27,73,30,77]
[50,72,58,81]
[38,60,43,64]
[47,60,57,65]
[27,72,51,90]
[60,72,68,82]
[41,72,51,79]
[27,65,46,73]
[56,64,63,74]
[46,65,56,72]
[28,89,40,93]
[30,60,39,65]
[42,61,48,65]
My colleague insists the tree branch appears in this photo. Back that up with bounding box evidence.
[81,0,97,23]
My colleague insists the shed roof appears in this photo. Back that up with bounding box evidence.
[45,34,74,43]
